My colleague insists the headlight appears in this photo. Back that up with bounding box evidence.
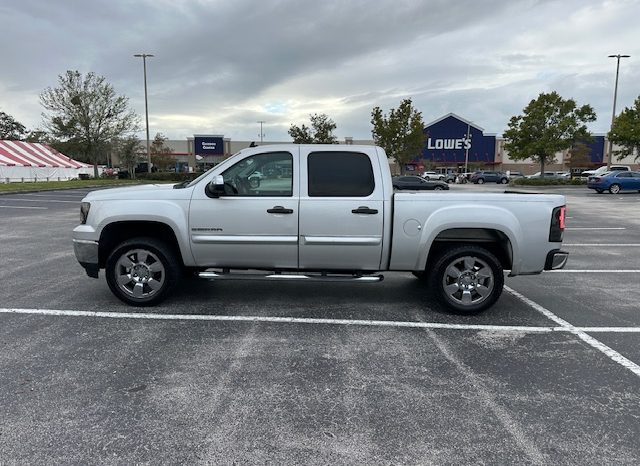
[80,202,91,224]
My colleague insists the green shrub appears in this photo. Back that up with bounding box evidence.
[512,177,586,186]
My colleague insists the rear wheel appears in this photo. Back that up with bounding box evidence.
[434,185,444,190]
[477,178,485,184]
[106,237,181,306]
[596,189,604,194]
[500,178,508,184]
[428,245,504,314]
[609,184,621,194]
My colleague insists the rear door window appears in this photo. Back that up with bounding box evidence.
[307,151,375,197]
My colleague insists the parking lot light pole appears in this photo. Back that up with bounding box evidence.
[134,53,154,173]
[606,54,630,169]
[257,121,265,143]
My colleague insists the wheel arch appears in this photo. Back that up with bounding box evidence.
[99,221,184,269]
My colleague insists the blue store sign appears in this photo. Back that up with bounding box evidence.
[194,135,224,156]
[421,114,496,165]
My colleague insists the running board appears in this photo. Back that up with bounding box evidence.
[198,271,384,283]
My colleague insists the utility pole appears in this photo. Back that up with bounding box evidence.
[134,53,154,172]
[257,120,266,143]
[606,54,630,168]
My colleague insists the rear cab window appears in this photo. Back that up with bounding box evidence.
[307,151,375,197]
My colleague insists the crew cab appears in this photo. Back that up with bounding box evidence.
[73,145,568,314]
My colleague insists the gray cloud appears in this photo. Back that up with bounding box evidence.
[1,0,638,142]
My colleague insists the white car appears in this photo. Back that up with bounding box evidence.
[422,171,445,181]
[581,165,630,178]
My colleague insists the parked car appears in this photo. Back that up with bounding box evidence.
[470,171,509,184]
[421,171,445,181]
[527,171,562,179]
[507,171,525,179]
[555,171,571,179]
[393,176,449,190]
[581,165,630,178]
[587,171,640,194]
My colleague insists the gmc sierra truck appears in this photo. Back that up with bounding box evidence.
[72,144,568,314]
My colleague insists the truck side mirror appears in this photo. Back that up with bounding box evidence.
[207,175,226,198]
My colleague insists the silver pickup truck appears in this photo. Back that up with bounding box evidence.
[73,144,568,314]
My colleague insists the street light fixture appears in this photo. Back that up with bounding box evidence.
[257,120,266,143]
[134,53,154,173]
[606,54,630,168]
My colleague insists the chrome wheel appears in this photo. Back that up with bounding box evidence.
[609,184,621,194]
[114,248,166,299]
[441,255,494,306]
[477,178,485,184]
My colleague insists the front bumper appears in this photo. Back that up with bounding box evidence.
[73,239,99,278]
[544,250,569,270]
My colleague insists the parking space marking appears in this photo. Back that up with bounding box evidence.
[0,307,558,332]
[0,205,48,210]
[548,270,640,273]
[0,198,78,203]
[505,286,640,378]
[564,244,640,247]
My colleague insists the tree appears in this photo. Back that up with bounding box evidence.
[608,96,640,161]
[289,113,338,144]
[115,135,142,179]
[567,141,592,172]
[0,111,27,140]
[371,98,425,175]
[40,70,139,177]
[150,132,174,171]
[503,91,596,174]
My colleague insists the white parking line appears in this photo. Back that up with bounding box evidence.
[505,286,640,378]
[0,205,48,210]
[564,244,640,247]
[0,198,78,203]
[548,270,640,273]
[566,227,626,230]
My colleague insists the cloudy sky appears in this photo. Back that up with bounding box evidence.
[1,0,638,142]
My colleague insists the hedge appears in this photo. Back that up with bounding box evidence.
[512,178,586,186]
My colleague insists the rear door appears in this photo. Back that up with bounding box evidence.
[298,148,384,271]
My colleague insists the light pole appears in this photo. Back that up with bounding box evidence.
[134,53,154,173]
[257,120,266,143]
[606,54,630,168]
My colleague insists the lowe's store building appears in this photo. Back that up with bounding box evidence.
[407,113,616,176]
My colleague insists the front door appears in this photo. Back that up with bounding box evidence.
[189,150,299,269]
[298,149,384,271]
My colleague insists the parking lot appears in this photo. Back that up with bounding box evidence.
[1,184,639,464]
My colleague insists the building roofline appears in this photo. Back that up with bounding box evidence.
[425,113,485,132]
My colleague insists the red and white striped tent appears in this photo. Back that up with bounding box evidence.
[0,140,98,182]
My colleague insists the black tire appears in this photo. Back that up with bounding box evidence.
[499,178,508,184]
[106,237,182,306]
[609,184,621,194]
[434,185,444,190]
[477,178,485,184]
[412,271,427,281]
[428,245,504,314]
[596,189,604,194]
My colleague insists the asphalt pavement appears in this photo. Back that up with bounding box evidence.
[0,184,639,464]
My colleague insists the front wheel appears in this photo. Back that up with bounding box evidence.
[428,245,504,314]
[106,237,181,306]
[596,189,604,194]
[434,185,444,190]
[609,184,621,194]
[500,178,508,184]
[477,178,485,184]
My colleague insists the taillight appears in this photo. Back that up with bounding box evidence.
[549,206,566,242]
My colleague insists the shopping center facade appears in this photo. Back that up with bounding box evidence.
[139,113,637,174]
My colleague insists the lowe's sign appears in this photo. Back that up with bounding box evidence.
[422,114,496,164]
[194,135,224,156]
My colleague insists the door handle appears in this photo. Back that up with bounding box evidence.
[351,206,378,215]
[267,206,294,214]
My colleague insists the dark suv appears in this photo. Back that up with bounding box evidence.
[470,171,509,184]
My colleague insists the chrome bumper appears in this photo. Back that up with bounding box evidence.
[73,239,99,278]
